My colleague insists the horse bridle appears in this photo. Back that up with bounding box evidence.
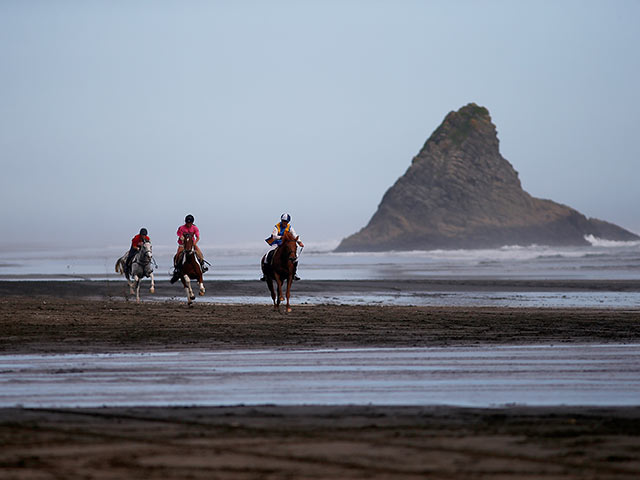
[284,241,298,263]
[133,242,156,268]
[183,234,195,254]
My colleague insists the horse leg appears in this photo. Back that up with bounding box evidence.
[179,276,190,305]
[149,272,155,294]
[134,275,141,303]
[198,273,205,296]
[183,275,195,303]
[275,275,284,311]
[128,275,135,295]
[285,276,293,313]
[273,273,285,303]
[265,278,278,310]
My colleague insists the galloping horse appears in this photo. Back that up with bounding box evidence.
[261,230,299,312]
[172,232,205,305]
[115,240,155,303]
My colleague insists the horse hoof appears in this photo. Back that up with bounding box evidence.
[199,291,205,296]
[190,295,196,300]
[287,307,292,313]
[150,287,155,294]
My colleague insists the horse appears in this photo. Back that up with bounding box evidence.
[115,240,156,303]
[172,232,205,305]
[261,230,299,312]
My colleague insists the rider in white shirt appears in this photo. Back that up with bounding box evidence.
[262,213,304,280]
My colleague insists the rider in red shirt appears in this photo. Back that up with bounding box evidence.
[126,228,150,275]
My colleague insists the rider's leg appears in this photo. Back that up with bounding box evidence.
[293,261,301,281]
[174,246,184,270]
[260,249,275,281]
[195,245,208,272]
[125,247,137,274]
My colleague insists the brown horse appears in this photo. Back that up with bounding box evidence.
[173,233,205,305]
[261,230,299,312]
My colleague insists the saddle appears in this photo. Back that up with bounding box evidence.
[263,249,276,267]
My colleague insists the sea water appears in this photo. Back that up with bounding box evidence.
[2,345,640,407]
[1,237,639,307]
[1,236,639,281]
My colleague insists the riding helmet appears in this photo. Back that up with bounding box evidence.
[185,214,194,224]
[140,228,148,236]
[281,213,291,223]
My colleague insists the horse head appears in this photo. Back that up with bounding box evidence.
[141,240,153,260]
[281,231,299,262]
[183,233,195,255]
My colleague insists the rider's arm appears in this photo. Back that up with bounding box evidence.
[288,226,304,247]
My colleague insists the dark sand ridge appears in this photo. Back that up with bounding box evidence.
[2,278,640,299]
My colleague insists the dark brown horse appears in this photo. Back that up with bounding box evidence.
[174,233,205,305]
[261,230,298,312]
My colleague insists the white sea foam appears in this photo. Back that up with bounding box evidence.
[2,239,639,281]
[584,234,640,248]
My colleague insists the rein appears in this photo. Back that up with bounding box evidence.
[133,243,155,268]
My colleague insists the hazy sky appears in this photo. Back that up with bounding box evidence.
[2,0,639,250]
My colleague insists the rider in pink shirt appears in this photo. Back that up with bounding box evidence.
[174,214,208,272]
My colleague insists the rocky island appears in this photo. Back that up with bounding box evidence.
[336,104,638,251]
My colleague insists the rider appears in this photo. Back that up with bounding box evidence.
[262,213,305,281]
[125,228,150,276]
[174,214,208,273]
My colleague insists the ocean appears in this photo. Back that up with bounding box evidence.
[2,236,639,307]
[2,235,639,281]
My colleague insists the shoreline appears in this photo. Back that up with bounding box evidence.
[3,277,640,292]
[1,278,640,309]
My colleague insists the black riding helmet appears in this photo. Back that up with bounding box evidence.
[140,228,148,236]
[185,214,194,224]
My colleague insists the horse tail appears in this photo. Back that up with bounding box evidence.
[115,258,124,275]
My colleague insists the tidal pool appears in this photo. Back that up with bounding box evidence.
[1,344,639,407]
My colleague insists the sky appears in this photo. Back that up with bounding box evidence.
[1,0,639,251]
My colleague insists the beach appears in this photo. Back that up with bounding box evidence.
[1,280,640,478]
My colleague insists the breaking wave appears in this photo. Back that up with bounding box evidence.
[584,235,640,248]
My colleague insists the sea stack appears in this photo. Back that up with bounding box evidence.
[336,103,638,252]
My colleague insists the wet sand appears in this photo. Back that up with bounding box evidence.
[1,280,640,478]
[2,405,639,479]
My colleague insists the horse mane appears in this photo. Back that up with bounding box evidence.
[281,230,297,243]
[183,232,194,249]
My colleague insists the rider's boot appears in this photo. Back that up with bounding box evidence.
[170,254,181,284]
[198,259,207,272]
[293,262,301,281]
[199,257,208,272]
